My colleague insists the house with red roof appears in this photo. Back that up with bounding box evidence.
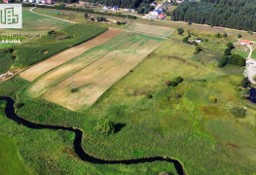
[240,40,253,46]
[159,13,166,20]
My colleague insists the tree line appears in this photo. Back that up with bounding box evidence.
[172,0,256,31]
[86,0,153,9]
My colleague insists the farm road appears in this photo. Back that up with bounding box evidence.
[244,43,256,84]
[29,7,77,24]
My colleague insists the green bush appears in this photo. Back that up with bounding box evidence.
[237,34,242,38]
[147,94,153,99]
[217,56,228,67]
[15,102,24,109]
[71,88,79,93]
[224,48,232,56]
[97,119,116,135]
[182,36,191,44]
[0,100,6,112]
[229,54,245,67]
[194,45,202,54]
[169,81,178,87]
[227,42,235,50]
[208,96,217,103]
[177,27,184,35]
[48,30,55,35]
[175,76,184,83]
[166,76,184,87]
[241,77,250,88]
[215,33,223,38]
[96,16,107,22]
[230,107,246,118]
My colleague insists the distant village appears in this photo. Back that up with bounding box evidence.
[2,0,192,21]
[3,0,54,4]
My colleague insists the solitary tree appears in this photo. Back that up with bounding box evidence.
[227,42,235,50]
[97,119,116,135]
[177,27,184,35]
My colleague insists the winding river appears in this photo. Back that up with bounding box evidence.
[0,96,186,175]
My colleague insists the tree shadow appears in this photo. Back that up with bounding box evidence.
[114,123,126,133]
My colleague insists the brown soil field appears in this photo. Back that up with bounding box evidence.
[44,39,160,111]
[20,28,121,81]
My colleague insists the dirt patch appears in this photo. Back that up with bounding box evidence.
[164,55,199,68]
[226,143,239,149]
[20,28,122,81]
[62,147,80,159]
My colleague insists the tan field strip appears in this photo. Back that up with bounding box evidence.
[26,32,163,111]
[128,23,174,38]
[43,39,161,111]
[26,33,134,98]
[20,28,121,81]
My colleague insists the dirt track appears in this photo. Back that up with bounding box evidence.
[20,28,121,81]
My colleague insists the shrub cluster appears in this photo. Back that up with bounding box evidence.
[218,42,245,67]
[177,27,184,35]
[96,16,107,22]
[166,76,184,87]
[230,107,246,118]
[96,119,116,135]
[241,77,250,88]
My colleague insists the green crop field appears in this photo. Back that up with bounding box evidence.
[12,24,107,68]
[0,8,107,73]
[1,8,69,34]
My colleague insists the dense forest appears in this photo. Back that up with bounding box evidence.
[172,0,256,31]
[86,0,153,9]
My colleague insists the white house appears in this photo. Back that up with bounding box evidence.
[195,38,203,43]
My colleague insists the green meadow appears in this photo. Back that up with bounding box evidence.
[0,135,30,175]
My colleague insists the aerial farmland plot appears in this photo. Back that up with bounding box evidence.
[26,32,162,111]
[20,28,121,81]
[128,23,174,38]
[3,3,256,175]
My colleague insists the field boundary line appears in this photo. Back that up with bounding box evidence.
[29,7,77,24]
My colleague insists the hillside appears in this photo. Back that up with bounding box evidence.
[172,0,256,31]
